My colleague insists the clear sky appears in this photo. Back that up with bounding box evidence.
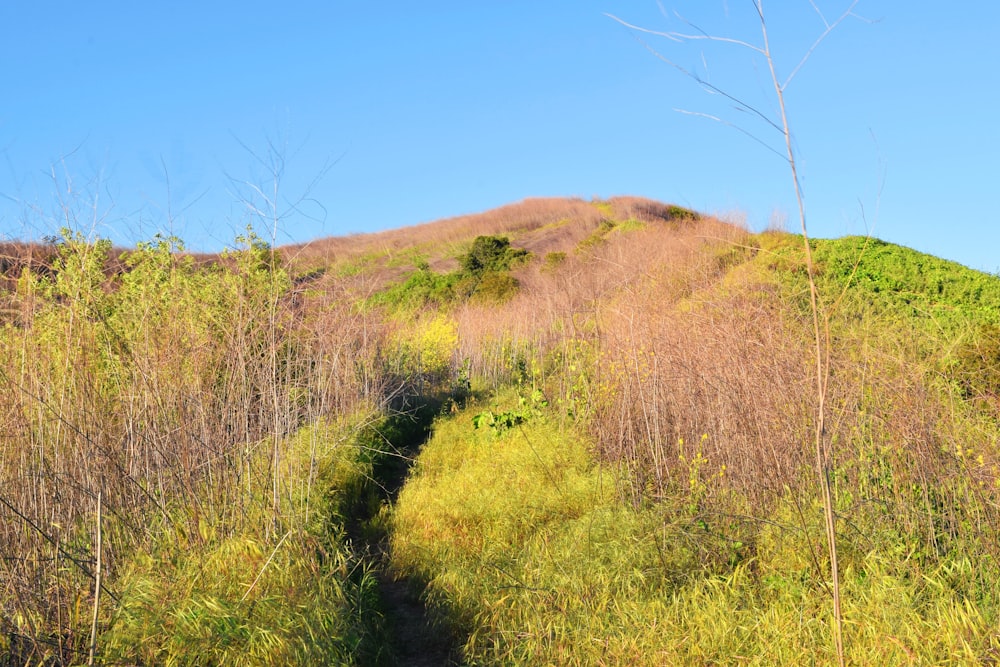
[1,2,997,272]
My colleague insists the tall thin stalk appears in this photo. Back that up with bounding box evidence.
[88,490,102,667]
[754,3,844,662]
[608,2,863,662]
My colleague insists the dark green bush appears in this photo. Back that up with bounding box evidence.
[373,235,530,311]
[461,236,530,276]
[666,205,700,221]
[371,267,461,310]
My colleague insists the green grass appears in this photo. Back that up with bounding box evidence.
[755,232,1000,407]
[9,219,1000,665]
[391,389,1000,665]
[813,237,1000,320]
[101,415,395,666]
[576,218,648,254]
[757,234,1000,336]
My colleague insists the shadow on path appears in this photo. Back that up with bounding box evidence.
[349,398,464,666]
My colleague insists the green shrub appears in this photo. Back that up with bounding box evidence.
[577,219,617,252]
[472,272,520,304]
[666,205,700,221]
[372,235,530,312]
[392,315,459,386]
[371,266,461,310]
[461,235,530,276]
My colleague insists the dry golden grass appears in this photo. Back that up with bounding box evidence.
[281,196,693,278]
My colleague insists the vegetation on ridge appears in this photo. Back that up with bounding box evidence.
[2,196,1000,664]
[370,233,531,311]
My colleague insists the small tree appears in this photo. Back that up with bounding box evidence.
[460,235,528,277]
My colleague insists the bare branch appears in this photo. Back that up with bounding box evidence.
[609,14,784,135]
[670,9,767,54]
[756,1,846,663]
[808,0,831,29]
[606,12,765,53]
[783,0,861,89]
[673,108,787,160]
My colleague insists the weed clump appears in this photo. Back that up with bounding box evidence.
[0,227,395,664]
[666,204,699,221]
[954,322,1000,403]
[542,251,567,271]
[102,418,395,665]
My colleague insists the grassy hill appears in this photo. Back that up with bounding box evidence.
[1,197,999,664]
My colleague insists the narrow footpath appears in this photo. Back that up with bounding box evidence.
[350,404,462,666]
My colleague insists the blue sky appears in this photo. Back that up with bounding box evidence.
[1,2,997,272]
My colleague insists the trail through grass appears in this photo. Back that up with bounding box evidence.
[344,401,465,666]
[390,389,1000,665]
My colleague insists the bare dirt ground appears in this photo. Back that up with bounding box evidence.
[356,403,464,666]
[375,568,461,666]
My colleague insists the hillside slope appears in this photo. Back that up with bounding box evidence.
[1,198,999,664]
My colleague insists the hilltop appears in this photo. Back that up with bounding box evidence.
[1,196,1000,664]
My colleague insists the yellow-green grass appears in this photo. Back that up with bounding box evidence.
[391,390,1000,665]
[101,416,390,666]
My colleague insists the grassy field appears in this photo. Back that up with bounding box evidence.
[2,198,1000,664]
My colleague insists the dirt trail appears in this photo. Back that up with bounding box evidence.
[354,405,463,666]
[375,569,458,666]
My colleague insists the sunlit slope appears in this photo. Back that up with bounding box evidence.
[374,212,1000,664]
[2,197,999,664]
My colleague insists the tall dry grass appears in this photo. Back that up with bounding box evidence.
[592,231,1000,579]
[451,211,747,387]
[390,206,1000,662]
[285,196,693,279]
[0,231,394,661]
[441,208,1000,571]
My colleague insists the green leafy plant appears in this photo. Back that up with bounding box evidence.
[472,388,548,436]
[372,235,530,311]
[461,235,530,276]
[542,251,567,271]
[666,205,699,221]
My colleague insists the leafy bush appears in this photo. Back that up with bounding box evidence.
[471,272,520,304]
[460,235,530,276]
[371,266,462,310]
[372,235,530,311]
[666,204,700,221]
[392,315,459,387]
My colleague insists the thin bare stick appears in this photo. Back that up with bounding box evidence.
[783,0,861,89]
[87,490,102,667]
[609,12,765,54]
[612,2,858,662]
[672,108,787,159]
[241,530,292,603]
[754,0,844,663]
[606,13,784,135]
